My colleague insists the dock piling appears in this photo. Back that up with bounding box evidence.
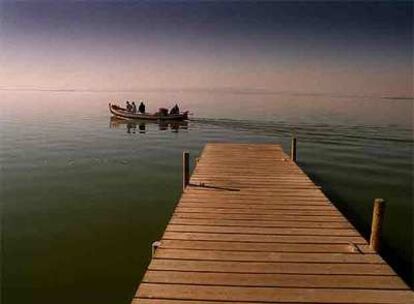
[369,198,385,252]
[182,151,190,191]
[151,241,161,257]
[291,135,297,162]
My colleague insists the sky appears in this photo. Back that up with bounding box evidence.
[0,1,412,97]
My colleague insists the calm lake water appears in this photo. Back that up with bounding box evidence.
[1,90,413,303]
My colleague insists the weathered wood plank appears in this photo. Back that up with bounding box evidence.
[173,212,346,222]
[158,239,370,253]
[162,231,368,244]
[177,202,337,211]
[154,248,383,264]
[175,207,342,216]
[133,300,274,304]
[180,197,332,205]
[136,283,414,303]
[148,259,395,275]
[143,271,408,289]
[166,224,359,236]
[170,217,353,228]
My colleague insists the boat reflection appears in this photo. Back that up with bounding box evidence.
[109,117,188,134]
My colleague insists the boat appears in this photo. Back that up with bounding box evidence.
[109,103,189,121]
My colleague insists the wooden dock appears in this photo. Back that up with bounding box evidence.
[132,143,413,303]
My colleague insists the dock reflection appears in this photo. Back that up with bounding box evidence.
[109,117,188,134]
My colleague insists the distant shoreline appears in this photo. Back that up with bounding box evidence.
[0,87,413,101]
[382,96,414,101]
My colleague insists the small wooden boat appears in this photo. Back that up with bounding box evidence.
[109,103,189,121]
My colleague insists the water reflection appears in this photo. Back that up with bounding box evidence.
[109,117,188,134]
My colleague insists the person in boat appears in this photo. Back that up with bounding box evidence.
[126,101,132,112]
[170,104,180,115]
[131,101,137,113]
[138,101,145,114]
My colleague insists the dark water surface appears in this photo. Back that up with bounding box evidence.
[1,90,413,303]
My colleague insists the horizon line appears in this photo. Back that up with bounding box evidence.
[0,86,412,100]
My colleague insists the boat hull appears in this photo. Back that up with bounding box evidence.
[109,103,189,121]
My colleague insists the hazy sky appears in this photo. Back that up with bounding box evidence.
[1,1,412,96]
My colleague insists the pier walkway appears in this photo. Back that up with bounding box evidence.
[132,143,412,303]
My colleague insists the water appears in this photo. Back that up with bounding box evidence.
[1,90,412,303]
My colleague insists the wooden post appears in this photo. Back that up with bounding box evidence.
[182,151,190,191]
[291,135,297,162]
[151,241,161,257]
[369,198,385,252]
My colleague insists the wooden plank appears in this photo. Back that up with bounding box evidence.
[162,231,368,244]
[182,191,326,197]
[188,185,323,191]
[180,197,332,205]
[159,239,368,253]
[193,167,298,171]
[166,224,359,236]
[191,175,315,181]
[149,259,395,275]
[183,189,327,195]
[190,175,315,180]
[177,202,337,211]
[175,207,342,216]
[154,248,383,264]
[184,192,326,197]
[183,195,332,201]
[170,217,353,228]
[143,270,408,289]
[136,283,414,303]
[133,300,271,304]
[189,178,319,185]
[173,212,346,222]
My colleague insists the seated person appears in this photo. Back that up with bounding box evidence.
[126,101,132,112]
[170,104,179,115]
[138,101,145,113]
[131,102,137,113]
